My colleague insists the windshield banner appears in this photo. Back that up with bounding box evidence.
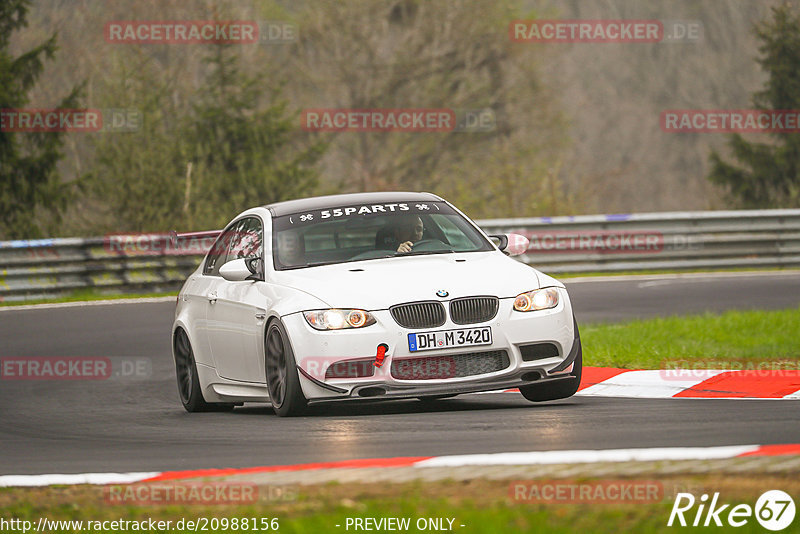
[277,201,454,228]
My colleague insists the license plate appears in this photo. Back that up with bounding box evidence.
[408,326,492,352]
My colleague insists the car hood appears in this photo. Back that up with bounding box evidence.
[273,251,548,309]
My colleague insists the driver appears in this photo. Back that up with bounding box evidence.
[394,216,424,253]
[276,229,305,266]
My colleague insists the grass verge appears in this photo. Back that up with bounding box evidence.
[582,307,800,369]
[0,288,178,307]
[0,475,795,533]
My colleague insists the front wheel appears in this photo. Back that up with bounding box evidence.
[173,329,235,412]
[265,320,307,417]
[519,325,583,403]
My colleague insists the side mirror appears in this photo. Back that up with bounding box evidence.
[489,233,529,257]
[245,256,264,280]
[220,258,259,282]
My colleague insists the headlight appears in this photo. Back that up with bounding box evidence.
[513,287,559,312]
[303,309,376,330]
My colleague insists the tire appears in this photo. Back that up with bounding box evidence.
[173,329,235,412]
[519,322,583,403]
[265,320,308,417]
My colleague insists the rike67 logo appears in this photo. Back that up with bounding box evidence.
[668,490,795,530]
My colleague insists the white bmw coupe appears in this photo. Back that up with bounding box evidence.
[172,192,582,416]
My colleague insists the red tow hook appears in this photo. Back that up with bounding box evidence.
[374,343,389,367]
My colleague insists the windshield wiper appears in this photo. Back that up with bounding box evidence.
[281,261,337,270]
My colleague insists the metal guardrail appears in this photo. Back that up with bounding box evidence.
[1,209,799,302]
[479,209,800,274]
[0,231,220,302]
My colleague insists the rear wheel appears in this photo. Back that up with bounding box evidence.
[265,320,307,417]
[174,329,235,412]
[519,324,583,403]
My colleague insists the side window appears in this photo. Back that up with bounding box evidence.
[225,217,263,264]
[203,222,239,276]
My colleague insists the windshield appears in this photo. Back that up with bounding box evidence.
[271,201,493,270]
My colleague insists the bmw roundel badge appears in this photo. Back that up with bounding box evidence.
[436,290,449,297]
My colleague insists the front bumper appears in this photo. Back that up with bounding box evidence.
[283,288,579,402]
[303,336,581,404]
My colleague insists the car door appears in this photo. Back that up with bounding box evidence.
[189,221,240,368]
[206,216,268,383]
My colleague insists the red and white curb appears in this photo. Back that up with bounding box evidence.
[481,367,800,398]
[573,367,800,399]
[2,444,799,488]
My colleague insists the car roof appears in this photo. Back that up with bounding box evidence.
[264,191,443,217]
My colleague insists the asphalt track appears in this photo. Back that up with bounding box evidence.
[1,272,798,476]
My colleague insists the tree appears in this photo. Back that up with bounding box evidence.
[0,0,81,239]
[291,0,569,218]
[81,51,187,233]
[85,43,324,233]
[183,44,325,229]
[708,3,800,208]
